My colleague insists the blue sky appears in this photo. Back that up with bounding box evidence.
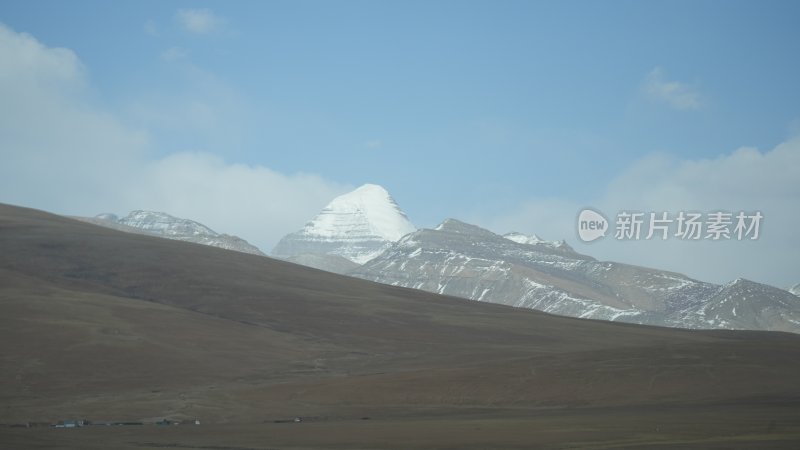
[1,1,799,287]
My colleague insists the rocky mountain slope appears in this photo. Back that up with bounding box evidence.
[272,184,415,269]
[349,219,800,333]
[77,210,265,256]
[673,278,800,331]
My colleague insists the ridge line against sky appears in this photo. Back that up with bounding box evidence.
[0,1,798,287]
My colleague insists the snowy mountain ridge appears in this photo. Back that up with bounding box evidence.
[78,210,265,256]
[118,210,220,238]
[272,184,800,333]
[351,219,800,333]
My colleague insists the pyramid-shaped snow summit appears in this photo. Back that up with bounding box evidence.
[272,184,416,264]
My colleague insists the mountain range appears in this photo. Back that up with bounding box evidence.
[274,185,800,334]
[72,185,798,334]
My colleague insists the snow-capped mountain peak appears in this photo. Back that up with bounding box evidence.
[304,184,415,242]
[272,184,416,265]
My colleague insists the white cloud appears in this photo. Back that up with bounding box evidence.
[0,23,347,252]
[480,140,800,288]
[176,9,225,34]
[0,24,147,209]
[128,153,349,250]
[642,67,703,111]
[0,24,84,89]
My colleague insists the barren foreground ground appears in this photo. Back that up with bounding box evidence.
[4,405,800,449]
[2,203,799,449]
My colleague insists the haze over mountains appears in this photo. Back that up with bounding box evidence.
[274,185,800,334]
[2,202,800,449]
